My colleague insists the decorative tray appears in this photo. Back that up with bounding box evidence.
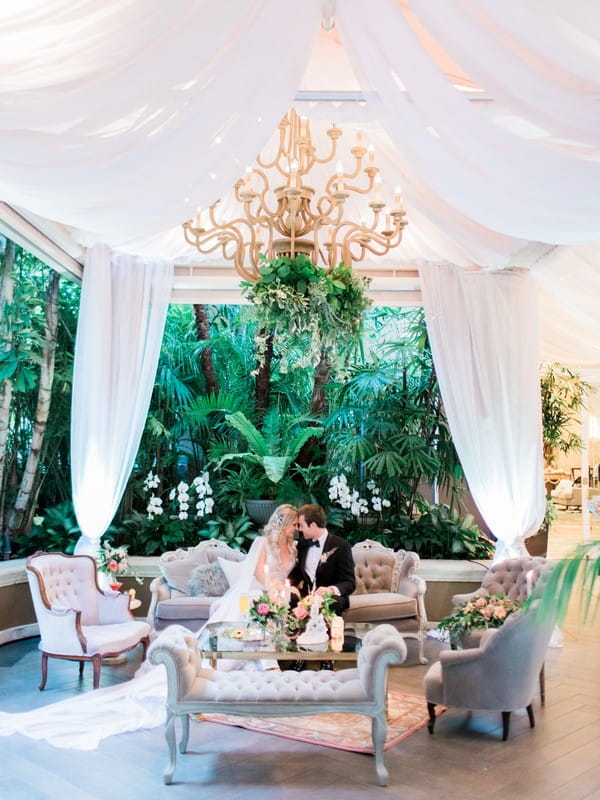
[221,627,265,642]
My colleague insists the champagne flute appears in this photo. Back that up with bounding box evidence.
[239,593,250,625]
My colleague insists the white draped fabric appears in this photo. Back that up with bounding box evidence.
[71,244,172,553]
[337,0,600,244]
[0,1,597,555]
[0,0,321,240]
[420,264,546,561]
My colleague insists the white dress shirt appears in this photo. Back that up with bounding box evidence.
[304,530,328,585]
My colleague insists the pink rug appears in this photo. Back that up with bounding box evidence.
[198,690,444,754]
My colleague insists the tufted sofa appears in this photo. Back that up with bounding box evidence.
[147,540,246,632]
[345,540,428,664]
[148,623,407,787]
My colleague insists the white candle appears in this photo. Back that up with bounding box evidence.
[336,160,344,192]
[525,569,534,597]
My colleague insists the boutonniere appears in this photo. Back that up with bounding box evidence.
[319,546,338,566]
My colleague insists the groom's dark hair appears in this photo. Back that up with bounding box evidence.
[298,504,326,528]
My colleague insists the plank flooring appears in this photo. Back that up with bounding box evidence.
[0,511,598,799]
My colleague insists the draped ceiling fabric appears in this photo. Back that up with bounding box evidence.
[71,245,172,554]
[0,0,598,553]
[420,265,545,560]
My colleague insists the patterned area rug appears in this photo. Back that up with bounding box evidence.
[198,691,444,754]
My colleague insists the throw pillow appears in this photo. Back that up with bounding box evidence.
[217,557,245,588]
[188,562,229,597]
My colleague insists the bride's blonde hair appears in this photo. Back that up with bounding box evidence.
[263,504,298,562]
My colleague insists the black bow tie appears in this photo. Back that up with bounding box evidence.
[309,540,321,548]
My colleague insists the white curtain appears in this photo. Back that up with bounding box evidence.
[71,244,173,554]
[420,264,546,561]
[337,0,600,244]
[0,0,321,240]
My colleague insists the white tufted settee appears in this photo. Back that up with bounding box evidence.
[148,623,407,787]
[147,540,246,632]
[345,540,428,664]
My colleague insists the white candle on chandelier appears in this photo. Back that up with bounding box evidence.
[244,166,252,190]
[394,185,402,211]
[290,158,299,189]
[385,214,391,230]
[336,160,344,192]
[356,129,363,147]
[368,144,375,165]
[194,212,202,228]
[300,115,308,137]
[374,174,382,202]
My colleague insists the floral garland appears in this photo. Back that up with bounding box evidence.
[288,591,336,634]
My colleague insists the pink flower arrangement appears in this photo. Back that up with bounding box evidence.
[438,593,522,644]
[248,592,287,627]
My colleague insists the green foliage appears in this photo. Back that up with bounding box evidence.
[325,308,463,517]
[401,504,494,559]
[11,501,82,556]
[114,511,205,556]
[532,540,600,626]
[200,513,257,551]
[540,362,590,464]
[216,408,324,486]
[241,254,371,368]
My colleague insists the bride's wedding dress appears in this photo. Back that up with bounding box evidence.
[0,537,293,750]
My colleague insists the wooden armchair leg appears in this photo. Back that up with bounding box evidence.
[501,711,511,741]
[539,663,546,706]
[39,652,48,691]
[427,702,437,734]
[92,654,102,689]
[526,703,535,729]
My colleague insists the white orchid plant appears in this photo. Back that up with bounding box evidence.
[328,474,391,517]
[143,471,215,521]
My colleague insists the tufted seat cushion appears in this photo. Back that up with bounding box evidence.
[187,667,367,704]
[156,596,214,620]
[78,621,151,656]
[344,592,417,623]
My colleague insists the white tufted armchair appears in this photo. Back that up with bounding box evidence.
[345,540,428,663]
[26,551,151,690]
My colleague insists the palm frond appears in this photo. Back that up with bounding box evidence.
[533,540,600,625]
[224,411,269,457]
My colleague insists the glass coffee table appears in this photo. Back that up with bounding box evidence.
[197,621,375,668]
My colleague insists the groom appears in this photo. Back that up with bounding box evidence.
[291,503,356,616]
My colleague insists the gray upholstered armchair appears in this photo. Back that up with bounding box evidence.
[26,551,151,690]
[452,556,550,608]
[424,606,555,740]
[345,540,428,663]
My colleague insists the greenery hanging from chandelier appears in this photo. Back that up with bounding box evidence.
[241,253,371,369]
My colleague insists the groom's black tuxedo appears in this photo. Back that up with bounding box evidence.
[290,531,356,615]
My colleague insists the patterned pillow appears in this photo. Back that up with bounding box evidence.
[188,562,229,597]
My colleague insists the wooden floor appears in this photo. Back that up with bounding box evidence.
[1,512,598,800]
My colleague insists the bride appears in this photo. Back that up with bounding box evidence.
[0,504,298,750]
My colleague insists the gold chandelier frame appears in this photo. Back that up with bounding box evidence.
[183,109,407,282]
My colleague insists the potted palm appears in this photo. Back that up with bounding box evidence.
[216,408,324,525]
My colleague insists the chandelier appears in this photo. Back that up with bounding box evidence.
[183,109,407,283]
